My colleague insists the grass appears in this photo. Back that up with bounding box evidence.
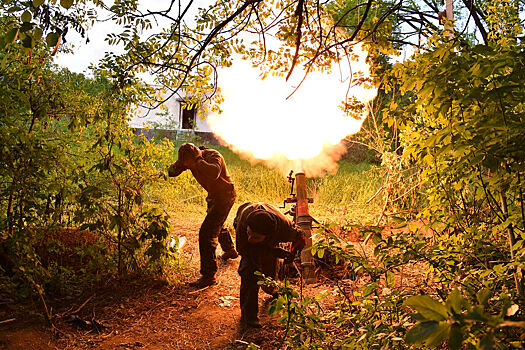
[147,140,385,228]
[308,162,384,225]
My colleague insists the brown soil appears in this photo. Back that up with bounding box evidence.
[0,218,294,350]
[0,217,427,350]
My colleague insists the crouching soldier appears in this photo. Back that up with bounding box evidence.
[234,202,306,328]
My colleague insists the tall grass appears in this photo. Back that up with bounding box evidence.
[309,162,384,224]
[147,140,385,226]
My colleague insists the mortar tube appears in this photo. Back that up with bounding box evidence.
[295,172,316,284]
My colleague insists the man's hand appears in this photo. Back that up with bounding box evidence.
[168,161,185,177]
[287,233,306,263]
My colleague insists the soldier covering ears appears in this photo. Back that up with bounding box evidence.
[168,143,239,288]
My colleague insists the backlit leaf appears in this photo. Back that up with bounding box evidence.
[33,28,43,41]
[46,32,60,47]
[405,295,449,321]
[60,0,74,9]
[5,28,19,44]
[21,10,31,23]
[476,289,490,307]
[449,323,463,350]
[446,288,462,314]
[406,321,438,344]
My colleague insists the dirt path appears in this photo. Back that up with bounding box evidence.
[0,219,284,350]
[0,216,429,349]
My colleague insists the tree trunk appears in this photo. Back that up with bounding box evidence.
[445,0,454,38]
[500,192,523,297]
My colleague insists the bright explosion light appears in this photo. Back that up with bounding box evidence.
[207,42,377,177]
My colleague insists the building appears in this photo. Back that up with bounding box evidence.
[129,94,221,145]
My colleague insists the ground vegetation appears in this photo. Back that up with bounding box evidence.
[1,0,525,349]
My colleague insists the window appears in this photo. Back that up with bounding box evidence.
[179,101,196,130]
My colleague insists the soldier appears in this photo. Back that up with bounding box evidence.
[168,143,239,288]
[234,202,306,328]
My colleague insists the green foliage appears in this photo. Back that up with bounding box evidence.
[263,233,411,349]
[484,0,521,46]
[387,36,525,284]
[327,0,398,54]
[405,289,525,349]
[372,225,525,347]
[1,1,523,347]
[0,19,182,306]
[0,0,95,51]
[75,115,176,275]
[362,22,525,346]
[264,276,333,349]
[265,221,525,348]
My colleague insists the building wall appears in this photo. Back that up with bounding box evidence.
[128,92,212,133]
[166,97,212,132]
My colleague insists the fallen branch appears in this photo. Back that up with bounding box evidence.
[366,185,384,204]
[72,294,96,315]
[0,318,16,325]
[362,230,376,246]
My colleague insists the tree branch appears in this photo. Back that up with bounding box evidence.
[286,0,305,81]
[460,0,488,44]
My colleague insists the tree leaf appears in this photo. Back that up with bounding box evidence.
[33,28,43,41]
[60,0,74,9]
[46,32,60,47]
[449,323,463,350]
[33,0,45,7]
[446,288,462,314]
[426,322,450,347]
[19,22,33,33]
[476,288,490,307]
[7,6,22,13]
[362,282,378,297]
[405,295,449,321]
[21,10,32,23]
[386,270,396,287]
[406,321,438,344]
[21,34,34,48]
[5,28,19,44]
[479,332,495,350]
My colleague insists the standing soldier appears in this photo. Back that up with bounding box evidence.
[234,202,306,328]
[169,143,239,288]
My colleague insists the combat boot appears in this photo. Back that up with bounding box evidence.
[240,316,262,328]
[221,248,239,260]
[188,275,216,288]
